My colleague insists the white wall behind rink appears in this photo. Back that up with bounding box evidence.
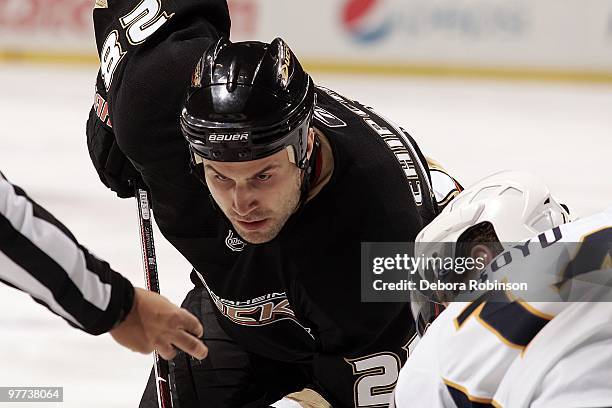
[258,0,612,73]
[1,0,612,79]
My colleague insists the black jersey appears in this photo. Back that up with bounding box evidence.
[90,0,445,397]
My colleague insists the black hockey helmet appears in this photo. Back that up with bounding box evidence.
[180,37,315,169]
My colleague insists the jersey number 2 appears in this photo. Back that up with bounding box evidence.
[100,0,174,90]
[120,0,174,45]
[347,353,401,407]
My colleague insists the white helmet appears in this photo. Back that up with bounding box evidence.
[415,169,570,257]
[411,170,570,335]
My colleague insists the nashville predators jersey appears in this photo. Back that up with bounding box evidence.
[393,206,612,407]
[493,301,612,408]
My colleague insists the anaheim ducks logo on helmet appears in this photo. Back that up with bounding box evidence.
[278,41,292,88]
[191,57,203,88]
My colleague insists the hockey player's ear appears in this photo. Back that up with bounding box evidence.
[470,244,495,270]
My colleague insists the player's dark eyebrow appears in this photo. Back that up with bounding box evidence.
[253,164,280,176]
[203,164,228,178]
[204,163,280,179]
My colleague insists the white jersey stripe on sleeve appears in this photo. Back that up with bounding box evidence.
[0,250,82,328]
[0,176,112,312]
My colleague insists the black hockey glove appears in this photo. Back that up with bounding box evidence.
[86,106,143,198]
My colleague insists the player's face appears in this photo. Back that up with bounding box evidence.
[203,149,304,244]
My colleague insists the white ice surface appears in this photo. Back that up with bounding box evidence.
[0,63,611,407]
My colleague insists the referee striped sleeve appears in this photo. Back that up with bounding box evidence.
[0,172,134,335]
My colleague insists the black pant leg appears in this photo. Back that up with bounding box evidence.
[139,288,202,408]
[139,368,158,408]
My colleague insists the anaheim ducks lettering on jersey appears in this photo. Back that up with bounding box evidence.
[393,207,612,408]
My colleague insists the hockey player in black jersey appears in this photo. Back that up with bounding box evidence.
[88,1,459,406]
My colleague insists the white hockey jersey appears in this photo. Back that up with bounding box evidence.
[393,207,612,408]
[493,301,612,408]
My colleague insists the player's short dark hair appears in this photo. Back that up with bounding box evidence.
[456,221,504,259]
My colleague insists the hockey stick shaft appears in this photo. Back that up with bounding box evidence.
[135,186,174,408]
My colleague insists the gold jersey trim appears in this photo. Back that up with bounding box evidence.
[443,378,493,404]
